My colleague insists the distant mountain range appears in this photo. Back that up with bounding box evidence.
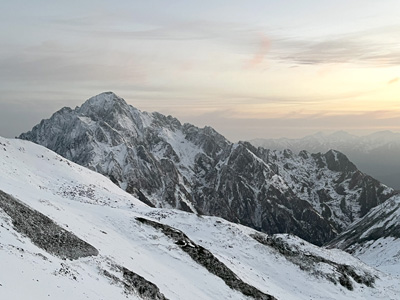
[19,92,394,245]
[250,131,400,190]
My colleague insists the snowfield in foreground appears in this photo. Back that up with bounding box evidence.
[0,136,399,300]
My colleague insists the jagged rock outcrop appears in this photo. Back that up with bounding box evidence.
[136,217,276,300]
[19,92,393,245]
[0,190,98,260]
[252,145,393,232]
[251,232,377,291]
[250,131,400,190]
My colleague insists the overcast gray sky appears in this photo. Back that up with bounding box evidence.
[1,0,400,141]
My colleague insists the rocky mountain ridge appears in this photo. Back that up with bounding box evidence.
[250,131,400,189]
[19,92,394,245]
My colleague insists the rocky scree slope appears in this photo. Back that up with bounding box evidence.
[19,92,393,245]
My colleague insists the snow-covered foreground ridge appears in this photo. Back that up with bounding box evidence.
[1,137,399,299]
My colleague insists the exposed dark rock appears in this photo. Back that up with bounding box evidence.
[251,232,376,290]
[324,150,357,173]
[121,266,168,300]
[101,262,168,300]
[0,190,98,260]
[136,217,277,300]
[136,188,156,208]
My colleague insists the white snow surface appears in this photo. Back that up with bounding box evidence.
[354,237,400,276]
[1,136,400,300]
[333,194,400,276]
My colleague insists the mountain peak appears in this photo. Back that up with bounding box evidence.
[366,130,400,139]
[80,91,128,111]
[76,92,138,126]
[324,149,357,173]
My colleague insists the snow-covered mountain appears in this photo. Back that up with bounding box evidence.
[19,92,394,245]
[1,136,399,299]
[256,146,393,231]
[327,193,400,276]
[250,131,400,190]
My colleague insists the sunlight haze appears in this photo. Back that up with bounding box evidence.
[1,0,399,140]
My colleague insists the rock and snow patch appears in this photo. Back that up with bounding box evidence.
[329,194,400,276]
[0,190,98,260]
[1,136,399,299]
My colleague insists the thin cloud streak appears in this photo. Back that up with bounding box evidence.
[56,17,400,68]
[270,25,400,67]
[53,15,400,68]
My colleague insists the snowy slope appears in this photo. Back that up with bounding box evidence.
[328,194,400,276]
[1,136,400,299]
[0,139,400,299]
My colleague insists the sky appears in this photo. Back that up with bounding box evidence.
[1,0,400,141]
